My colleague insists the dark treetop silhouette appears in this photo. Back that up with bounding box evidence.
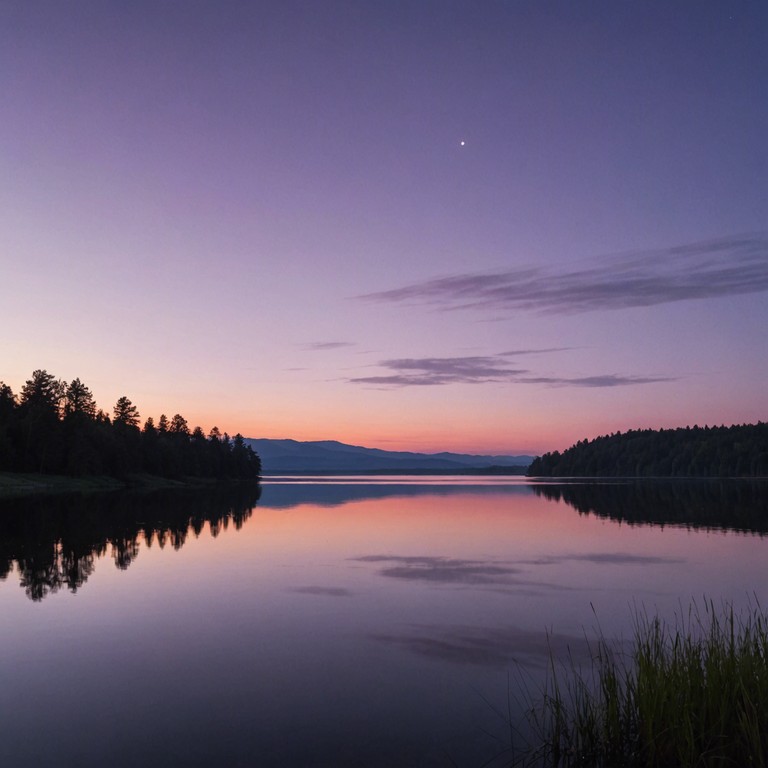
[0,369,261,481]
[527,423,768,478]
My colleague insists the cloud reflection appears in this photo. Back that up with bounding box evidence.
[353,551,683,596]
[352,555,564,590]
[291,586,353,597]
[521,552,684,566]
[371,623,593,668]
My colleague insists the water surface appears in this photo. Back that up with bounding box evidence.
[1,478,765,766]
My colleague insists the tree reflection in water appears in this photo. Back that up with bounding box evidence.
[532,479,768,535]
[0,485,260,601]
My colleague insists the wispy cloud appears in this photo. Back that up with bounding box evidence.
[300,341,355,351]
[349,356,526,387]
[516,374,674,388]
[359,234,768,315]
[347,355,674,388]
[501,347,574,356]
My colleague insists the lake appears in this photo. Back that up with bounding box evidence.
[1,478,766,767]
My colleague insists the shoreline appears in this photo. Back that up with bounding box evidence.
[260,466,529,476]
[0,472,260,498]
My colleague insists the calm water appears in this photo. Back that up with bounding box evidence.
[1,478,766,767]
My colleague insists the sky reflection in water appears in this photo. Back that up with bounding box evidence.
[0,479,766,767]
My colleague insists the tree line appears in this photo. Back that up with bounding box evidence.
[0,369,261,480]
[527,422,768,478]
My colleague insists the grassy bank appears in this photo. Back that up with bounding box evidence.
[0,471,250,497]
[523,601,767,767]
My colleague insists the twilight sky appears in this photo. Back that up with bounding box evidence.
[2,1,766,454]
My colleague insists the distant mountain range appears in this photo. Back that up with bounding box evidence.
[246,438,534,474]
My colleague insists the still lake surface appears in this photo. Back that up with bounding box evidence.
[1,477,766,767]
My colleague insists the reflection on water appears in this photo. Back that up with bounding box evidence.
[371,622,593,669]
[263,476,768,534]
[532,479,768,534]
[259,476,532,507]
[0,478,766,767]
[0,485,260,601]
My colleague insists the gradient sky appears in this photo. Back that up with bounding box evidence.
[2,1,766,454]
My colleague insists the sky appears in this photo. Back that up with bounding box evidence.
[1,0,766,455]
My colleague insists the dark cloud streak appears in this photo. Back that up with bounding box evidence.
[346,355,675,389]
[359,234,768,315]
[517,374,675,388]
[300,341,355,351]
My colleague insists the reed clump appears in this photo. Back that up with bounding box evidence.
[527,600,768,767]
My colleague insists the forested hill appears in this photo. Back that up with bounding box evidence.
[0,369,261,481]
[527,423,768,478]
[247,438,533,473]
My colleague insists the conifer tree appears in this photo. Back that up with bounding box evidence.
[64,379,97,418]
[113,396,140,428]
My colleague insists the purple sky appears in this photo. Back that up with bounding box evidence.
[2,1,766,454]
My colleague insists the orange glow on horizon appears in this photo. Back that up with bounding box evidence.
[5,370,762,459]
